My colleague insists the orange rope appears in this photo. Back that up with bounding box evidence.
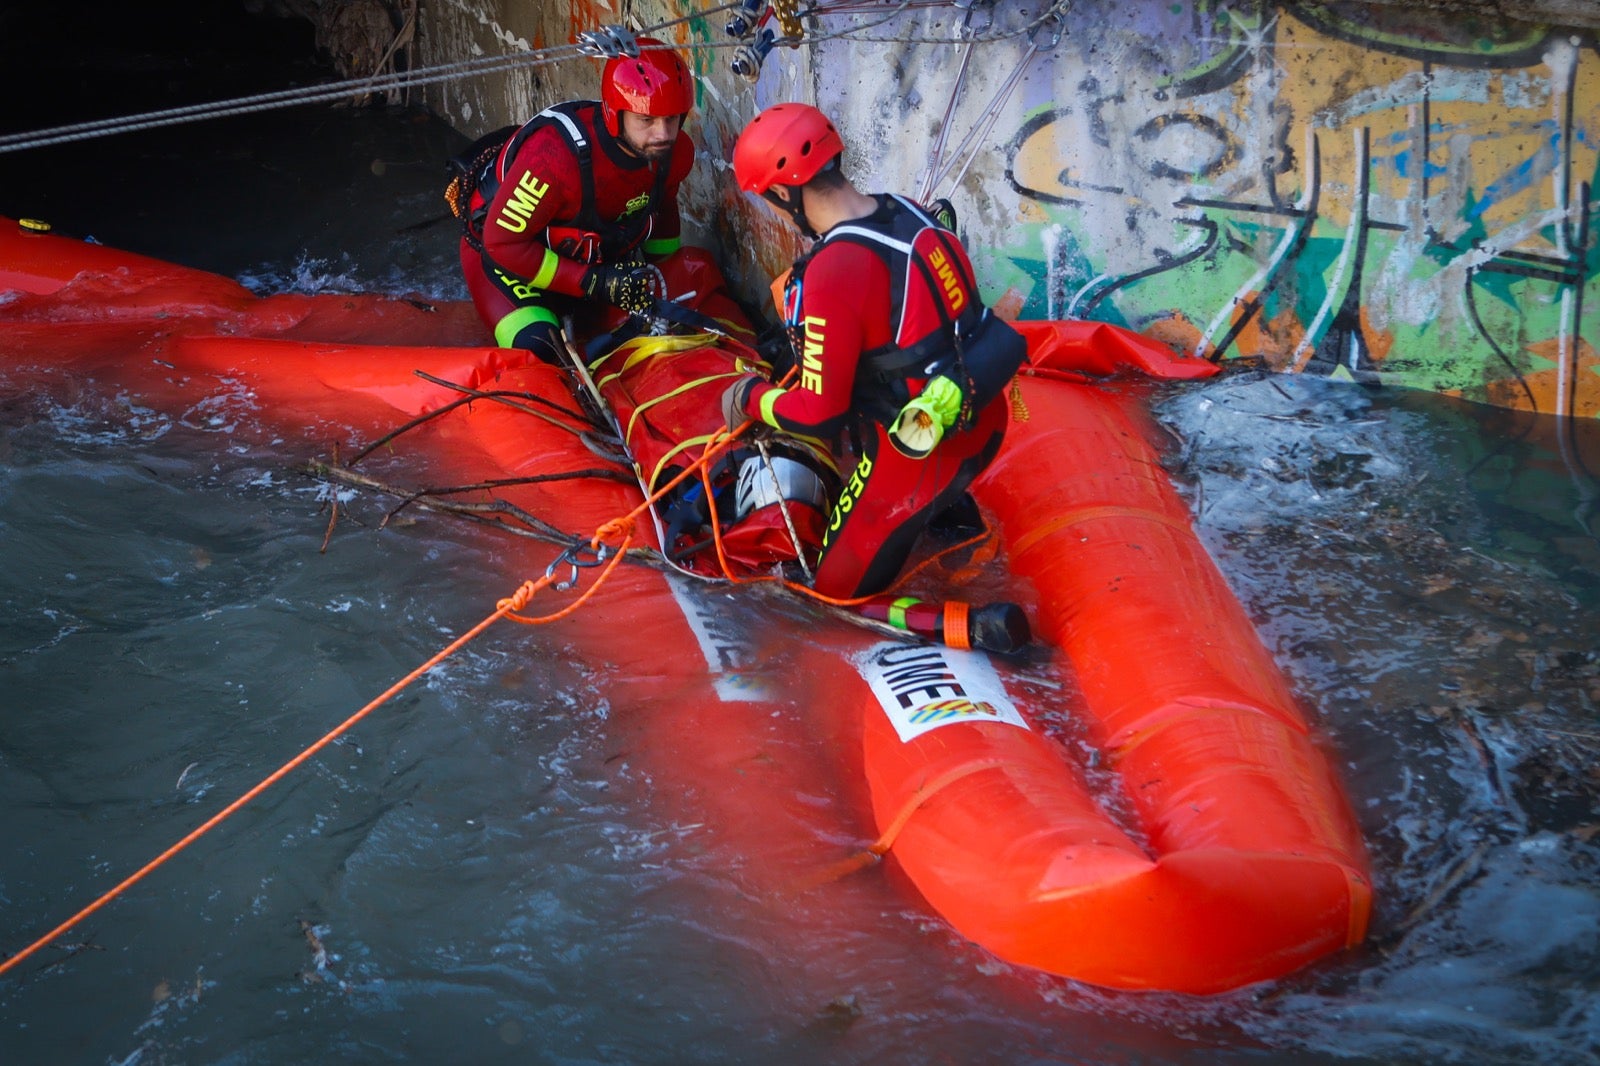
[0,413,756,978]
[495,523,637,627]
[0,584,551,980]
[795,758,1010,890]
[1,363,1006,976]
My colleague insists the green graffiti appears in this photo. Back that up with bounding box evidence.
[1288,2,1557,66]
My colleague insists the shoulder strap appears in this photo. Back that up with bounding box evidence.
[824,197,981,360]
[497,101,601,233]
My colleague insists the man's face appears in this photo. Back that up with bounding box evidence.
[618,111,683,163]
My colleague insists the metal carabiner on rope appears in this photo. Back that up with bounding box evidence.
[1027,5,1068,50]
[730,27,779,83]
[576,25,639,59]
[955,0,995,39]
[725,0,767,38]
[545,541,611,591]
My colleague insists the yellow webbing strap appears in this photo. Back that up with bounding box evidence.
[624,371,748,443]
[591,333,717,388]
[649,434,722,486]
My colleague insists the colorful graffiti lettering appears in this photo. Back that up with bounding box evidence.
[988,1,1598,417]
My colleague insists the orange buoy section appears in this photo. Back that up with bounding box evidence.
[849,376,1371,993]
[0,216,1370,993]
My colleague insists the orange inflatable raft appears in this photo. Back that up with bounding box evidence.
[0,216,1371,993]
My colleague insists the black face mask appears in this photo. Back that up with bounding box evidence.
[763,185,816,239]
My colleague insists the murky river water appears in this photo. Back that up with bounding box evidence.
[2,98,1598,1064]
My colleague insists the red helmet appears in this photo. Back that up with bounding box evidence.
[601,39,694,137]
[732,103,844,195]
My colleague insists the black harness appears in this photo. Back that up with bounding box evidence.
[791,196,1022,429]
[445,101,668,262]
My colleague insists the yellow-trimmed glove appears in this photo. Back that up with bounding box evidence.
[721,375,762,433]
[581,261,659,314]
[889,375,965,459]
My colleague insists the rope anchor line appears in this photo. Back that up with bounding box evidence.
[0,415,720,981]
[0,0,1070,154]
[576,25,642,59]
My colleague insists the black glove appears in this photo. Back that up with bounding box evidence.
[582,261,659,314]
[928,197,958,232]
[721,375,761,433]
[755,324,797,378]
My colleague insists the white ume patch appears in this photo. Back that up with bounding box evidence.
[666,575,774,702]
[854,641,1028,743]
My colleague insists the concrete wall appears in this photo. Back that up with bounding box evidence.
[415,0,1598,419]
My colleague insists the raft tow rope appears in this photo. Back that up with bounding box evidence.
[0,402,769,978]
[0,580,556,981]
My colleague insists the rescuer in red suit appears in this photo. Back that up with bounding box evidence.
[721,103,1031,654]
[451,39,696,364]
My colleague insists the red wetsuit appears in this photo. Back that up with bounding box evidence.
[459,100,694,351]
[740,194,1009,599]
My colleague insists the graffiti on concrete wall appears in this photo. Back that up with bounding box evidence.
[986,0,1598,417]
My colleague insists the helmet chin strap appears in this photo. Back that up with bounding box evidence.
[765,185,817,239]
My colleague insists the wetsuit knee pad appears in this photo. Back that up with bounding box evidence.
[495,305,565,365]
[508,320,564,365]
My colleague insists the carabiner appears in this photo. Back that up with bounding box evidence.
[545,542,609,591]
[545,554,581,592]
[576,25,639,59]
[1028,9,1066,51]
[957,0,995,39]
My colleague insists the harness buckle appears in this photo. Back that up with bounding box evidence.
[576,25,639,59]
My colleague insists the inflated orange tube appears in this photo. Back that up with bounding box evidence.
[850,377,1371,992]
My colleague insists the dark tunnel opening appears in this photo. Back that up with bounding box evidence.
[0,2,466,284]
[0,2,329,132]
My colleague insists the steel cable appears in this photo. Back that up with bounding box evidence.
[0,0,1068,154]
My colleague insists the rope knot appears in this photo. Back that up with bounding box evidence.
[497,578,544,613]
[595,515,635,544]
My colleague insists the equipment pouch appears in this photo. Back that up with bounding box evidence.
[940,312,1027,429]
[443,125,518,238]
